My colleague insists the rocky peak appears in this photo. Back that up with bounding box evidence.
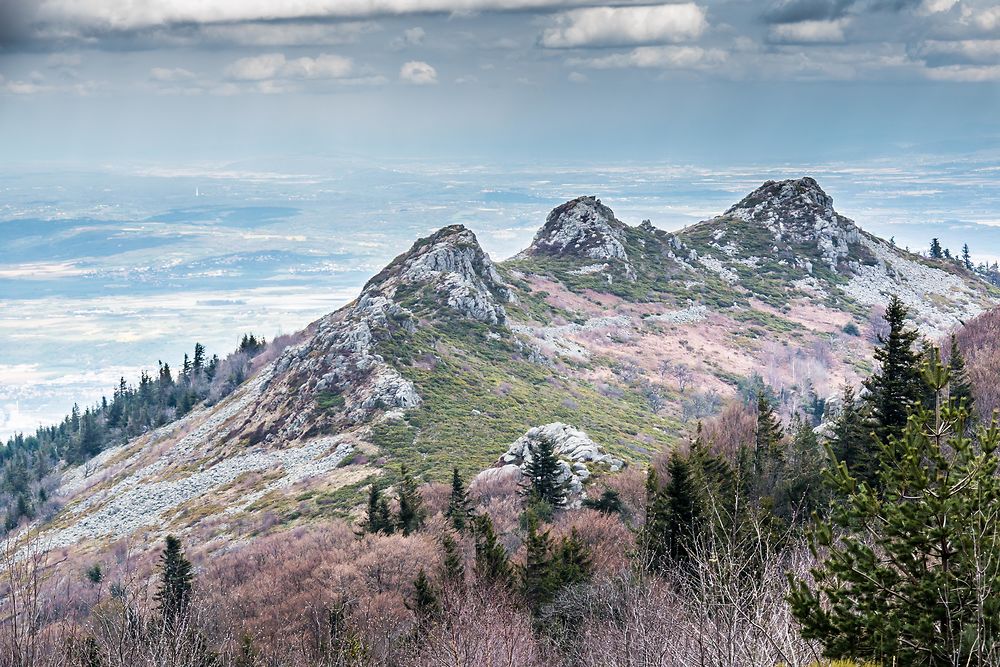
[722,177,861,271]
[362,224,513,325]
[525,196,630,264]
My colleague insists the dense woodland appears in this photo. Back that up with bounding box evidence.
[3,294,1000,666]
[0,334,271,532]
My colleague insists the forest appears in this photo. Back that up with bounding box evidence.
[3,295,1000,666]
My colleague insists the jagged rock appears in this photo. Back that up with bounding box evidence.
[723,177,861,271]
[524,196,635,278]
[236,225,514,441]
[475,423,624,501]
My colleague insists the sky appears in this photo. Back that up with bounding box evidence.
[1,0,999,438]
[0,0,998,163]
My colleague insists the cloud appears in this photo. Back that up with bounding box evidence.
[763,0,854,23]
[400,60,438,84]
[150,66,196,82]
[199,21,379,46]
[541,4,706,48]
[768,18,851,43]
[568,70,588,82]
[915,39,1000,66]
[391,26,426,49]
[224,53,353,81]
[922,63,1000,80]
[571,45,727,69]
[24,0,626,33]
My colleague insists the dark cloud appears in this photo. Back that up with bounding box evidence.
[762,0,923,24]
[0,1,35,49]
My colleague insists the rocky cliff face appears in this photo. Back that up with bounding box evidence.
[523,196,635,277]
[235,225,514,443]
[721,177,861,271]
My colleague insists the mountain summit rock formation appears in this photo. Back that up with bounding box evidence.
[35,177,1000,554]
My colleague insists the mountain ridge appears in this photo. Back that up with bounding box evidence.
[25,176,1000,556]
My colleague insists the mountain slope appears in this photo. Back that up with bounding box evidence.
[36,177,1000,555]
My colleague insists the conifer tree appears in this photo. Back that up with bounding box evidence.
[754,392,783,475]
[962,243,972,269]
[552,528,591,588]
[445,467,471,532]
[521,436,568,508]
[364,483,388,534]
[638,467,671,572]
[829,385,873,485]
[472,514,512,587]
[440,533,465,586]
[396,464,424,535]
[406,568,440,631]
[154,535,193,632]
[862,295,925,449]
[948,334,974,412]
[930,237,943,259]
[521,515,556,613]
[789,353,1000,665]
[662,452,702,566]
[581,488,624,516]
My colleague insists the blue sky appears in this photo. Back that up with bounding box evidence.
[0,0,998,163]
[1,0,999,437]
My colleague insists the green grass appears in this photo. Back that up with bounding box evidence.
[368,317,681,483]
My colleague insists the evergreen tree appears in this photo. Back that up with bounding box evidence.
[662,452,702,566]
[154,535,193,632]
[406,568,440,630]
[440,533,465,586]
[754,392,783,476]
[948,334,974,412]
[364,483,389,534]
[930,237,943,259]
[77,411,102,461]
[521,436,568,508]
[829,385,874,486]
[552,528,591,588]
[638,467,671,571]
[789,354,1000,666]
[962,243,972,269]
[192,343,206,374]
[521,514,556,613]
[472,514,512,587]
[396,464,424,535]
[862,295,925,449]
[445,467,471,532]
[581,488,624,516]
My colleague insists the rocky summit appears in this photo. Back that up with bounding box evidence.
[32,177,1000,558]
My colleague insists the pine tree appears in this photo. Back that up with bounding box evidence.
[789,353,1000,665]
[521,436,568,508]
[962,243,972,269]
[472,514,512,587]
[396,465,424,535]
[581,488,624,515]
[862,295,926,449]
[948,334,974,412]
[829,385,874,486]
[192,343,206,374]
[440,533,465,586]
[754,392,783,476]
[930,237,943,259]
[662,452,702,566]
[638,467,671,571]
[521,514,556,612]
[154,535,193,632]
[552,528,591,588]
[406,568,440,631]
[364,483,388,534]
[445,467,471,532]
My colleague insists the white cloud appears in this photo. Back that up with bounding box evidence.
[224,53,353,81]
[571,45,726,70]
[970,6,1000,32]
[541,4,706,48]
[568,70,588,82]
[150,66,195,81]
[400,60,437,84]
[391,26,426,49]
[768,18,850,44]
[30,0,616,31]
[922,63,1000,81]
[916,39,1000,64]
[199,21,379,46]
